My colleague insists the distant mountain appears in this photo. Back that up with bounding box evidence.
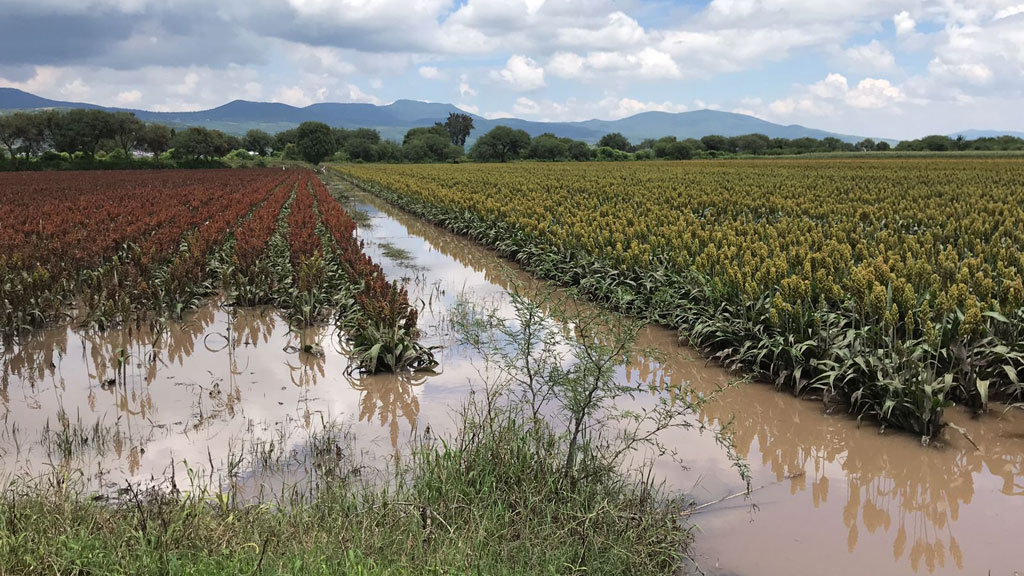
[1,87,879,144]
[0,87,104,111]
[948,129,1024,140]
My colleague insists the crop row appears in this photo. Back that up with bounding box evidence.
[336,159,1024,438]
[1,169,429,373]
[0,170,293,331]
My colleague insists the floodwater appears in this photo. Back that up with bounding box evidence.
[1,183,1022,576]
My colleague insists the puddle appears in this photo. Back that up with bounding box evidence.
[1,185,1022,576]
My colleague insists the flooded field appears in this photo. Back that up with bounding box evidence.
[2,184,1023,575]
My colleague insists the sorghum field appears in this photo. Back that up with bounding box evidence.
[338,158,1024,437]
[0,168,428,372]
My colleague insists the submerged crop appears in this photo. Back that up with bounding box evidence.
[336,159,1024,438]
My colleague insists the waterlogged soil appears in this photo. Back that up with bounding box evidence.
[1,185,1022,576]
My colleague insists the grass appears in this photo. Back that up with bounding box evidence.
[378,241,421,270]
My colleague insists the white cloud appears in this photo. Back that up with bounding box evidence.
[845,77,905,109]
[844,40,896,73]
[418,66,443,80]
[512,96,540,115]
[927,59,994,85]
[600,97,688,120]
[894,10,916,35]
[59,78,90,100]
[809,73,849,99]
[457,73,477,98]
[548,52,586,78]
[339,83,382,104]
[547,48,680,79]
[490,54,545,91]
[993,4,1024,20]
[555,11,647,47]
[115,89,142,105]
[771,72,905,118]
[274,85,314,107]
[456,102,479,114]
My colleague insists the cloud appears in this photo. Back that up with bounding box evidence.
[555,11,647,48]
[601,97,688,119]
[339,83,382,105]
[274,85,316,107]
[893,10,916,35]
[457,74,477,98]
[548,48,681,80]
[418,66,443,80]
[490,54,545,91]
[845,77,905,109]
[115,89,142,104]
[512,96,540,115]
[844,40,896,74]
[771,72,905,118]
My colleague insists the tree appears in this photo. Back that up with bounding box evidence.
[664,140,693,160]
[171,127,232,161]
[442,112,475,147]
[295,121,337,164]
[527,133,569,161]
[566,140,593,161]
[243,129,273,156]
[110,112,144,160]
[470,126,531,162]
[597,132,631,152]
[920,135,952,151]
[274,128,299,152]
[404,125,452,162]
[874,140,891,152]
[0,114,21,159]
[344,128,382,161]
[700,134,731,153]
[731,133,770,155]
[139,124,172,158]
[67,109,116,158]
[856,138,877,152]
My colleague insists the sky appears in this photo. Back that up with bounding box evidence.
[1,0,1022,140]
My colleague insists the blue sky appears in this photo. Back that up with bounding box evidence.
[1,0,1023,139]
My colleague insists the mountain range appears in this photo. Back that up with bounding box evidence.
[3,87,1017,145]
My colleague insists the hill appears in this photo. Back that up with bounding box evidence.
[2,87,879,144]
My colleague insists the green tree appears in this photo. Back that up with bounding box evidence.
[700,134,731,153]
[470,126,531,162]
[171,127,232,161]
[404,125,452,162]
[274,128,299,152]
[110,112,144,160]
[527,133,569,161]
[295,121,337,164]
[0,114,22,159]
[243,129,273,156]
[139,124,172,158]
[856,138,876,152]
[597,132,631,152]
[566,140,593,161]
[731,133,770,155]
[442,112,475,147]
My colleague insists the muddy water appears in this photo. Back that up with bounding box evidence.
[1,187,1022,575]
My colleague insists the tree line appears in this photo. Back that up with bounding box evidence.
[2,108,1023,170]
